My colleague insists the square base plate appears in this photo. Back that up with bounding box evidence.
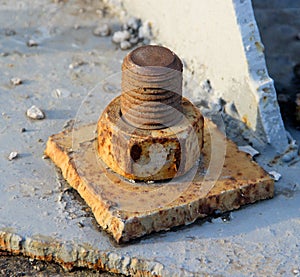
[45,120,274,243]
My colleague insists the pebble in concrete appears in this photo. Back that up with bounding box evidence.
[93,24,111,37]
[26,106,45,120]
[112,30,131,44]
[26,39,38,47]
[8,151,18,161]
[10,77,22,86]
[111,17,152,50]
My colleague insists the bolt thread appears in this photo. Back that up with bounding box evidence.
[120,45,183,129]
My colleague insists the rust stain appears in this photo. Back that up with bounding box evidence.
[242,115,251,128]
[44,120,274,243]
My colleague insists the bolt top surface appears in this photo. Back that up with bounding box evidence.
[130,45,175,67]
[124,45,182,75]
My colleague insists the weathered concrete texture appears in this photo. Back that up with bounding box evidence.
[111,0,288,152]
[1,0,300,276]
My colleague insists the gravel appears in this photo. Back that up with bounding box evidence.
[26,105,45,120]
[0,251,122,277]
[8,151,18,161]
[93,24,111,37]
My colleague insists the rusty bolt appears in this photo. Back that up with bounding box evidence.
[121,45,183,129]
[97,45,204,181]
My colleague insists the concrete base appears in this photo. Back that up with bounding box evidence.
[1,1,300,276]
[44,120,274,243]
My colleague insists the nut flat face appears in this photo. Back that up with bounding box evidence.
[97,96,204,181]
[45,120,274,243]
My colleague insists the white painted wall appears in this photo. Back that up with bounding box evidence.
[107,0,288,152]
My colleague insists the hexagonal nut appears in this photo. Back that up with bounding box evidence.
[97,96,204,181]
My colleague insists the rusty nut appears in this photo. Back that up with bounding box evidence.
[97,96,204,181]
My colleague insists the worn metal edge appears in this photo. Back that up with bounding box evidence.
[44,125,274,244]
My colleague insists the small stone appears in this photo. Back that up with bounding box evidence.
[269,171,282,181]
[126,17,141,31]
[293,269,299,275]
[238,145,260,157]
[27,39,38,47]
[138,21,152,39]
[93,24,111,37]
[10,77,22,86]
[8,151,18,161]
[112,30,131,44]
[73,24,80,30]
[129,35,139,45]
[26,105,45,120]
[20,127,26,133]
[53,88,71,98]
[120,40,132,50]
[77,222,84,228]
[69,60,86,69]
[42,154,49,159]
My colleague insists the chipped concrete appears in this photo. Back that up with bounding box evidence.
[1,0,300,276]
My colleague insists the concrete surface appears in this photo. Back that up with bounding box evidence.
[111,0,288,152]
[1,0,300,276]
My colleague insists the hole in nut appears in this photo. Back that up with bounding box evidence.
[130,144,142,162]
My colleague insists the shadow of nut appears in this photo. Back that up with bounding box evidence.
[97,96,204,181]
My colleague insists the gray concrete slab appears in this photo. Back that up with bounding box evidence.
[1,0,300,276]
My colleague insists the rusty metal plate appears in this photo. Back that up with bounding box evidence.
[45,120,274,243]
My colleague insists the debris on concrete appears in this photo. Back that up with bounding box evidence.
[269,171,282,181]
[112,17,152,50]
[26,39,38,47]
[53,88,71,98]
[20,128,26,133]
[10,77,22,86]
[238,145,260,157]
[26,105,45,120]
[120,40,131,50]
[112,30,131,44]
[68,60,86,70]
[138,20,152,42]
[8,151,18,161]
[93,24,111,37]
